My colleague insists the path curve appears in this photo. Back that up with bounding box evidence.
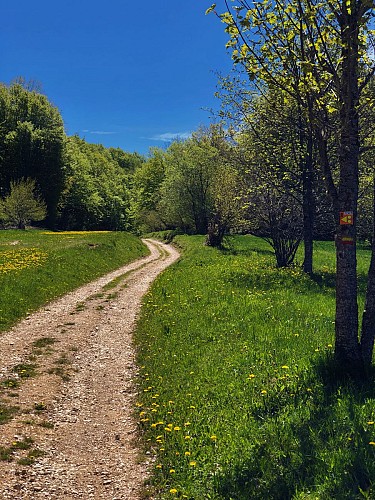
[0,239,180,499]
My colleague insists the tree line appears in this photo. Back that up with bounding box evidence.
[0,79,373,259]
[0,80,143,232]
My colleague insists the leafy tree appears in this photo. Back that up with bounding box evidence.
[158,139,218,234]
[156,126,244,243]
[206,163,243,247]
[108,147,144,173]
[130,148,166,233]
[0,81,65,227]
[210,0,375,371]
[235,102,305,266]
[58,136,130,230]
[0,178,46,229]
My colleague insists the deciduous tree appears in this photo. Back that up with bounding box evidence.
[0,178,46,229]
[210,0,375,370]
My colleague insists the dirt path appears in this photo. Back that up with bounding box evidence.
[0,239,179,499]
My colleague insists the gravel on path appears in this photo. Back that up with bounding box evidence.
[0,239,179,499]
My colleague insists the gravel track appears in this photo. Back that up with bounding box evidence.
[0,239,179,499]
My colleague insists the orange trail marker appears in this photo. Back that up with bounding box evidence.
[339,211,353,225]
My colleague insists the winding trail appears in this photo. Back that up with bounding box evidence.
[0,239,179,499]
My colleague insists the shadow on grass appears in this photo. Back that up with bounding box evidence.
[216,356,375,500]
[311,269,369,295]
[219,236,274,258]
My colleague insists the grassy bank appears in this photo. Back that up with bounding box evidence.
[0,230,148,332]
[135,235,375,499]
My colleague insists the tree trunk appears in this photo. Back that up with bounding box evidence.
[334,12,362,369]
[302,121,314,275]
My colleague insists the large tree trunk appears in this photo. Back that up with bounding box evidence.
[334,11,362,368]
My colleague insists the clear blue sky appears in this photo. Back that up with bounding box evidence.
[1,1,233,155]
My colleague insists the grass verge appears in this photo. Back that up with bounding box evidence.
[0,230,148,332]
[134,235,375,499]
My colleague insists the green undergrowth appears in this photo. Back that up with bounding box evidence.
[134,235,375,499]
[0,230,148,332]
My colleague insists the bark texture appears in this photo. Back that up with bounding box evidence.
[334,10,362,367]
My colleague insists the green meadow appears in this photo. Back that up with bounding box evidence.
[0,230,148,332]
[135,235,375,499]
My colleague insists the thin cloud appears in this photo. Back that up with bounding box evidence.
[150,131,191,142]
[89,130,116,135]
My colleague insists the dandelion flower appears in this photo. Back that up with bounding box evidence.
[369,442,375,445]
[368,422,375,425]
[170,488,178,494]
[185,451,191,456]
[170,469,176,474]
[210,435,217,441]
[189,461,197,467]
[281,365,289,369]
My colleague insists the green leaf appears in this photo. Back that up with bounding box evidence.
[205,3,216,15]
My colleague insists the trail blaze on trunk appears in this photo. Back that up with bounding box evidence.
[334,10,362,368]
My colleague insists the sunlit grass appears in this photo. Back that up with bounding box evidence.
[135,235,375,499]
[0,229,148,332]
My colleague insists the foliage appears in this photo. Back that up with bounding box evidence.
[234,89,305,266]
[108,147,144,173]
[0,178,47,229]
[0,80,143,232]
[58,136,132,230]
[145,126,245,246]
[130,148,166,233]
[210,0,375,368]
[206,163,242,247]
[158,139,218,234]
[0,230,148,332]
[135,234,375,499]
[0,81,65,226]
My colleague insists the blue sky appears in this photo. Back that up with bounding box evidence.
[1,1,233,155]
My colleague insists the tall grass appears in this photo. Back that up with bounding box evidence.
[135,235,375,499]
[0,230,148,332]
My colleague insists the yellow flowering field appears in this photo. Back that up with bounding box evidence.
[0,248,48,274]
[0,229,148,332]
[41,231,111,235]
